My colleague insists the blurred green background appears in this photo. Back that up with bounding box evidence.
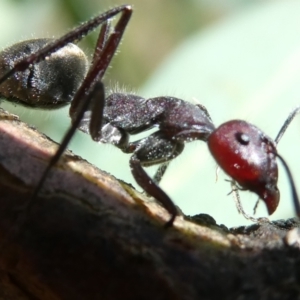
[1,0,300,226]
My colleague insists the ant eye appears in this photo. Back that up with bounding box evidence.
[235,132,250,145]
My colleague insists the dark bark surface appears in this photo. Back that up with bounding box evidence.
[0,108,299,300]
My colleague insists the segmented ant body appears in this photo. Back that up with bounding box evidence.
[0,5,298,227]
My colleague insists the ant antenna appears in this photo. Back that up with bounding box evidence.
[276,153,300,217]
[275,106,300,144]
[274,106,300,216]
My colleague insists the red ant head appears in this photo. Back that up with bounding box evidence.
[208,120,279,215]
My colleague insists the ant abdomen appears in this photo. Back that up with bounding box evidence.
[0,39,88,109]
[208,120,279,215]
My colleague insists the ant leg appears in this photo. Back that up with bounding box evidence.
[252,198,260,215]
[230,181,267,223]
[69,7,132,140]
[130,155,177,227]
[29,8,132,207]
[80,124,180,226]
[153,163,170,185]
[276,153,300,217]
[0,82,106,253]
[273,107,300,216]
[275,106,300,144]
[0,5,132,85]
[128,132,184,226]
[123,141,169,193]
[28,81,105,210]
[92,20,111,64]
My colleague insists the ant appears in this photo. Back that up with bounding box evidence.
[0,5,299,228]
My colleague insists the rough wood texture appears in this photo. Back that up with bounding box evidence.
[0,108,299,300]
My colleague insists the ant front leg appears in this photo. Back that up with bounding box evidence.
[230,181,266,223]
[80,120,180,226]
[153,162,170,185]
[125,132,184,226]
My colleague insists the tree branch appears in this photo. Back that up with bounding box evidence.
[0,108,299,300]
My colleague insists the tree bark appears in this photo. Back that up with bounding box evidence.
[0,108,299,300]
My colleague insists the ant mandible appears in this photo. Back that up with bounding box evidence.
[0,5,299,227]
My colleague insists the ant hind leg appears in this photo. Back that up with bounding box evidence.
[15,5,132,212]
